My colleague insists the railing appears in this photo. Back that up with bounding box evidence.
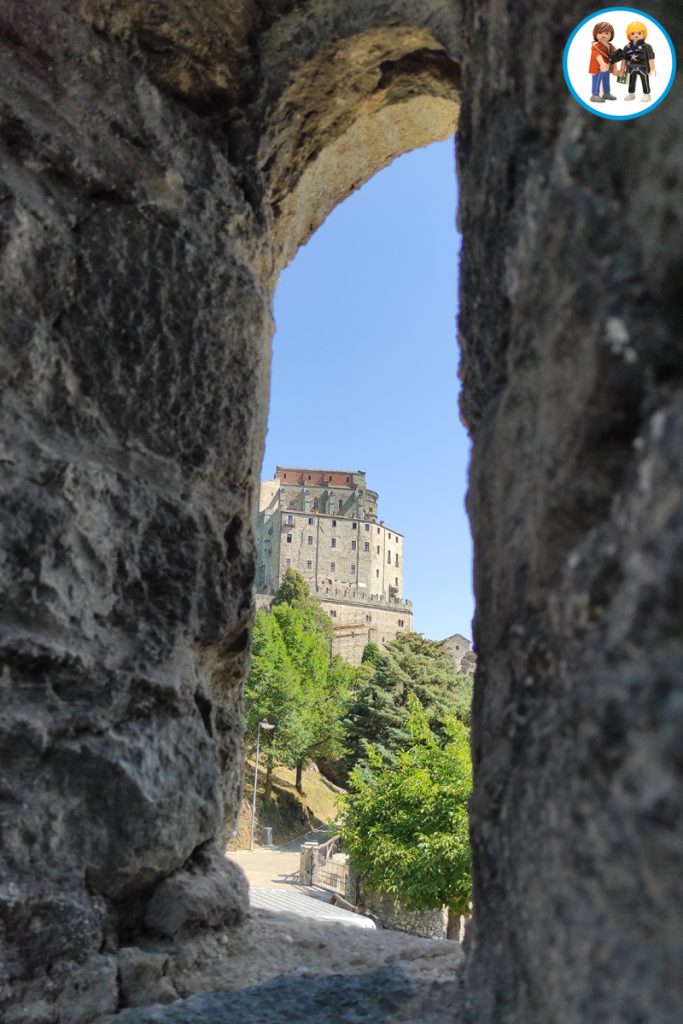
[299,836,356,903]
[313,858,348,897]
[314,586,413,609]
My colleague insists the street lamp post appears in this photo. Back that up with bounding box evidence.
[249,720,274,851]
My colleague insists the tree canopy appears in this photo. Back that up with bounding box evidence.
[343,633,473,773]
[245,570,352,792]
[339,698,472,924]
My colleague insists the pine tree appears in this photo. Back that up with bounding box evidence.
[342,633,472,775]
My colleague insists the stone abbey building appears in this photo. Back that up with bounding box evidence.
[255,467,412,663]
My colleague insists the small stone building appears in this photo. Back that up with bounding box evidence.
[255,467,412,663]
[441,633,477,675]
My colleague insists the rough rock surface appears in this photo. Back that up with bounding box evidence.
[0,1,463,1018]
[0,0,266,1009]
[1,0,682,1022]
[143,845,248,938]
[117,948,177,1009]
[103,965,464,1024]
[458,2,683,1022]
[106,907,464,1022]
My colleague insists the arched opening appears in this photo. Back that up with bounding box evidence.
[259,22,461,273]
[266,139,472,642]
[235,135,475,938]
[1,7,471,1013]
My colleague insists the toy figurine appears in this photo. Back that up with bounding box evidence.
[588,21,617,103]
[619,20,656,102]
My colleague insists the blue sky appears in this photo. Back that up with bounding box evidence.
[262,139,474,642]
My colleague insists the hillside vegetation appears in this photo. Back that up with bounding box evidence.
[240,569,474,924]
[228,761,344,850]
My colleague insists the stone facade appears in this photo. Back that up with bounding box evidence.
[362,889,449,941]
[1,2,682,1022]
[256,468,412,662]
[441,633,476,675]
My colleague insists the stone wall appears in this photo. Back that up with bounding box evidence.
[320,599,412,665]
[0,3,461,1016]
[256,504,406,601]
[458,2,683,1022]
[441,633,475,675]
[1,1,682,1022]
[362,889,448,941]
[1,3,268,1015]
[254,593,412,664]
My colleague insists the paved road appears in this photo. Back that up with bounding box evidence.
[228,827,333,887]
[249,887,375,928]
[275,827,332,852]
[228,833,375,929]
[228,847,301,889]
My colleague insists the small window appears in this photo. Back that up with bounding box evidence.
[395,577,398,586]
[331,538,337,548]
[395,554,399,566]
[352,522,357,530]
[307,535,313,545]
[285,558,291,567]
[308,475,311,480]
[377,545,380,555]
[387,552,391,564]
[287,514,293,524]
[283,473,287,479]
[365,524,370,532]
[339,499,343,509]
[351,565,356,575]
[364,542,370,552]
[398,618,404,627]
[388,532,391,539]
[365,613,372,623]
[346,476,350,482]
[308,516,314,525]
[330,562,336,572]
[351,540,357,551]
[330,610,337,618]
[286,534,292,543]
[332,519,337,527]
[306,560,312,570]
[377,527,380,534]
[376,569,379,578]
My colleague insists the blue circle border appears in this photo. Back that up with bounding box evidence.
[562,7,677,120]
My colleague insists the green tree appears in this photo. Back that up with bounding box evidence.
[244,609,305,800]
[340,699,472,937]
[273,568,334,636]
[343,633,472,774]
[272,567,311,607]
[272,599,335,791]
[449,671,473,729]
[360,641,384,670]
[245,572,350,794]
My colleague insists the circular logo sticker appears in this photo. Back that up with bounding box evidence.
[563,7,676,119]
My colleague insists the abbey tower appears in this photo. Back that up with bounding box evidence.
[255,467,412,663]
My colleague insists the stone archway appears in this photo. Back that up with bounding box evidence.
[1,1,682,1022]
[257,22,461,269]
